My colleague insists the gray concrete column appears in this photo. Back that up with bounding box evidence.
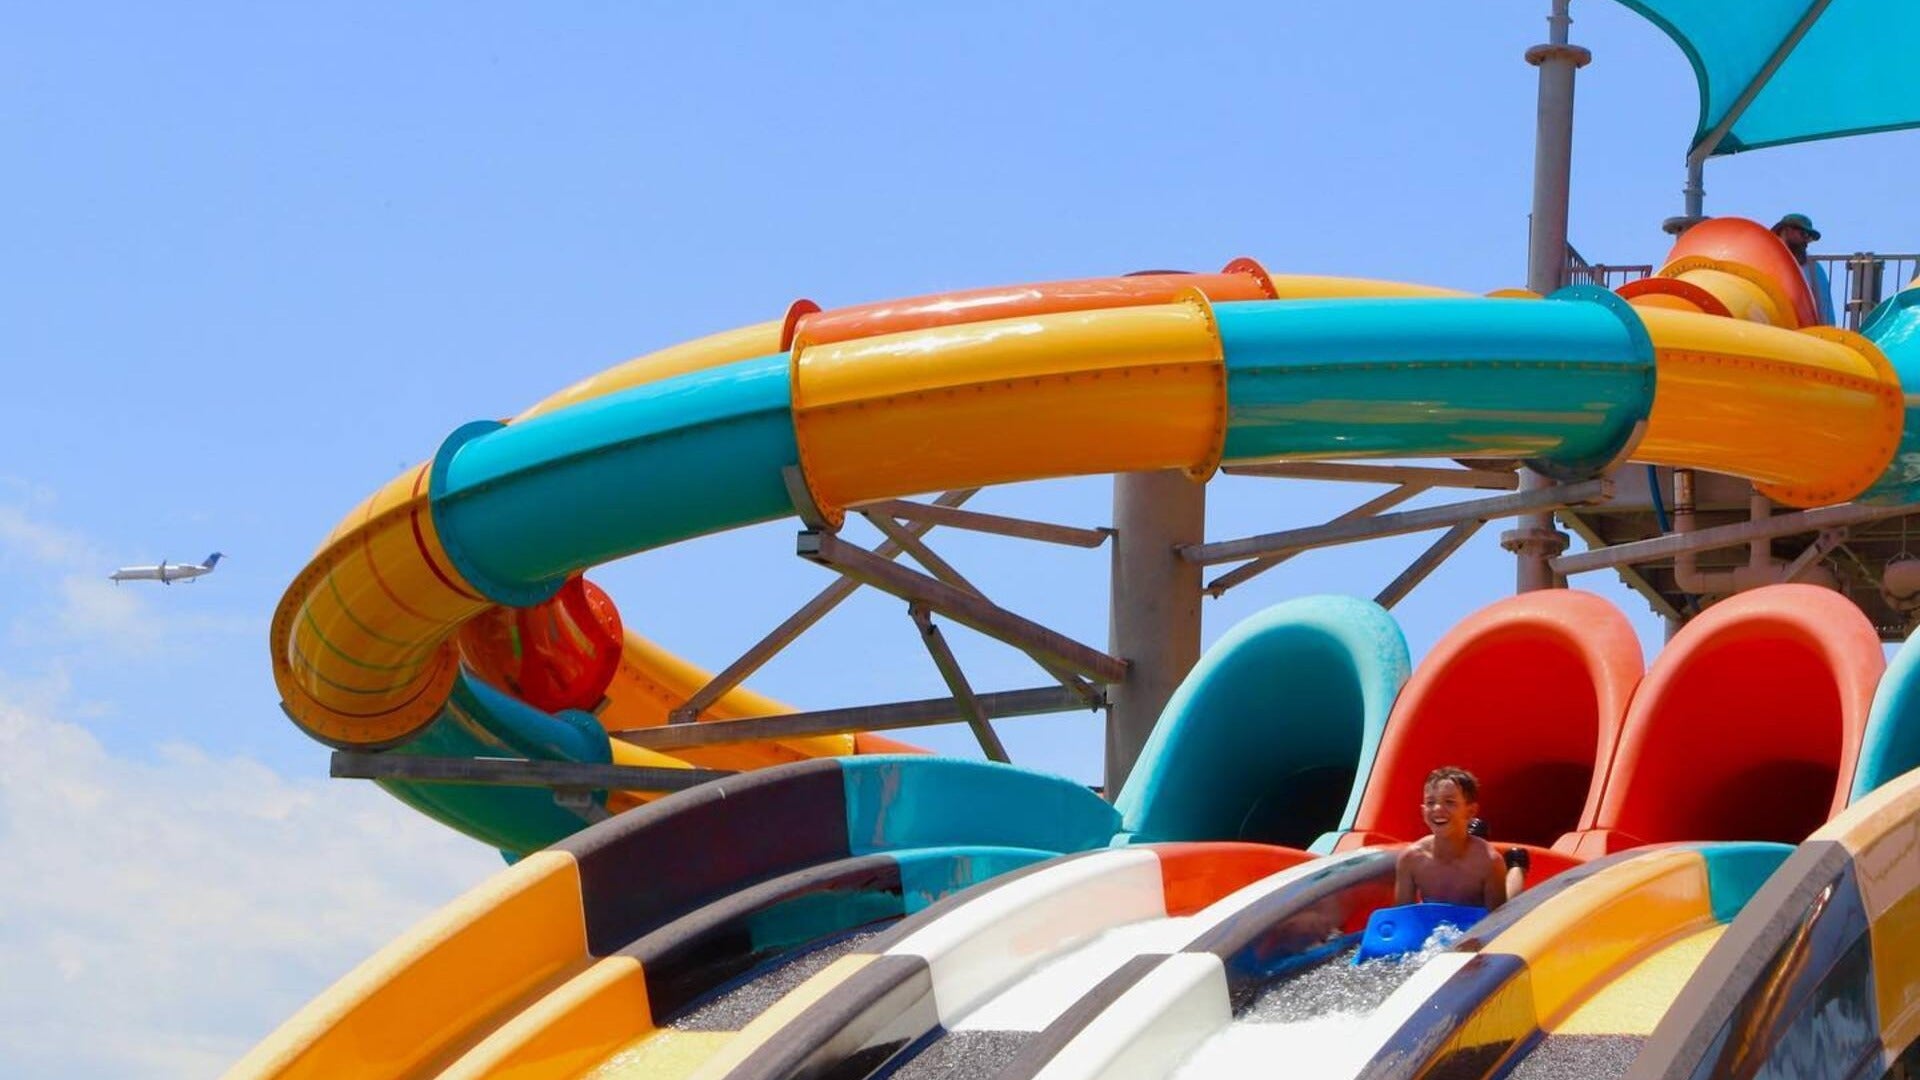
[1106,469,1205,796]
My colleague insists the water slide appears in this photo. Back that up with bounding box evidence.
[243,221,1920,1076]
[238,582,1920,1079]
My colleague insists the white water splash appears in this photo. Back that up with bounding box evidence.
[1175,925,1468,1079]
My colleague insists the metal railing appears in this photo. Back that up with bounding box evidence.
[1563,243,1652,292]
[1811,253,1920,330]
[1565,263,1652,290]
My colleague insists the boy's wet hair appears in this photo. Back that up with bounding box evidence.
[1424,766,1479,803]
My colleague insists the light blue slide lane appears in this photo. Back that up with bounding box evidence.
[839,756,1121,856]
[1852,629,1920,803]
[1861,286,1920,504]
[1113,595,1410,850]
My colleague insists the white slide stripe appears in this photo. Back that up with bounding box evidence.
[954,850,1377,1034]
[886,848,1167,1027]
[955,916,1197,1032]
[1032,953,1232,1080]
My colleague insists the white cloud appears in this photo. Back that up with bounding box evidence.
[39,575,263,656]
[0,503,96,569]
[0,692,501,1079]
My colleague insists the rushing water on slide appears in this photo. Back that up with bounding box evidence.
[1175,926,1465,1078]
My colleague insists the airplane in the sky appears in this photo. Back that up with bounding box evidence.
[110,552,224,585]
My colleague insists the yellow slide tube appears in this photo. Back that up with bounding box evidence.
[792,291,1226,524]
[1818,769,1920,1051]
[1657,258,1800,326]
[436,955,655,1080]
[599,631,852,772]
[514,319,786,422]
[273,463,488,747]
[1261,273,1469,300]
[223,851,591,1080]
[1633,307,1902,507]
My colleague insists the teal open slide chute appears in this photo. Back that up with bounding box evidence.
[1616,0,1920,156]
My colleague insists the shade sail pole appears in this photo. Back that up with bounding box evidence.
[1670,0,1830,233]
[1510,0,1590,592]
[1688,0,1832,165]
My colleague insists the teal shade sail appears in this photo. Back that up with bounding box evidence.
[1616,0,1920,156]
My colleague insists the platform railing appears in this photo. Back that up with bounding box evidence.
[1812,253,1920,330]
[1565,263,1652,290]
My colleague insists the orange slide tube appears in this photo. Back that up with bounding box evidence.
[1335,590,1644,851]
[791,292,1230,524]
[1620,217,1819,328]
[784,259,1278,349]
[1561,584,1885,857]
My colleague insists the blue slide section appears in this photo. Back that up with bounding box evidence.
[1113,595,1409,850]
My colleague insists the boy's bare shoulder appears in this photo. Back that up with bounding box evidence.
[1465,836,1500,864]
[1398,838,1436,865]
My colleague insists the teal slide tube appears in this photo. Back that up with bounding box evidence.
[1852,630,1920,803]
[1217,288,1655,479]
[379,673,612,854]
[1112,595,1409,849]
[1700,842,1794,924]
[430,353,802,606]
[839,756,1121,855]
[1859,286,1920,505]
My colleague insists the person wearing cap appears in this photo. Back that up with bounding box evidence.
[1773,213,1835,325]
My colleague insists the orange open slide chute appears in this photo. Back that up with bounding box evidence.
[1335,591,1643,855]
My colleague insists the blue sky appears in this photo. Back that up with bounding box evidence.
[3,3,1918,1075]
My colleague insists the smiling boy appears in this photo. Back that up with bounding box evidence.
[1394,766,1508,911]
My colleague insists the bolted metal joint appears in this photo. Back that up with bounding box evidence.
[1500,523,1570,560]
[1524,43,1592,68]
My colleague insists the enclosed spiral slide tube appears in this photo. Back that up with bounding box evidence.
[274,218,1913,854]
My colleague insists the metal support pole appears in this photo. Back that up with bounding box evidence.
[1107,470,1205,797]
[1664,159,1707,235]
[1669,0,1826,233]
[1513,0,1590,592]
[330,751,733,792]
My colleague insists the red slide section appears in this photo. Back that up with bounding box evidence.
[1561,584,1882,856]
[1337,591,1643,851]
[458,575,623,714]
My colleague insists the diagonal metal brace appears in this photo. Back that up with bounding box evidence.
[669,488,979,724]
[910,604,1011,762]
[861,499,1111,548]
[798,530,1128,684]
[1206,483,1426,597]
[1375,520,1485,609]
[864,511,1101,705]
[1186,478,1611,567]
[1552,499,1920,576]
[620,685,1097,751]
